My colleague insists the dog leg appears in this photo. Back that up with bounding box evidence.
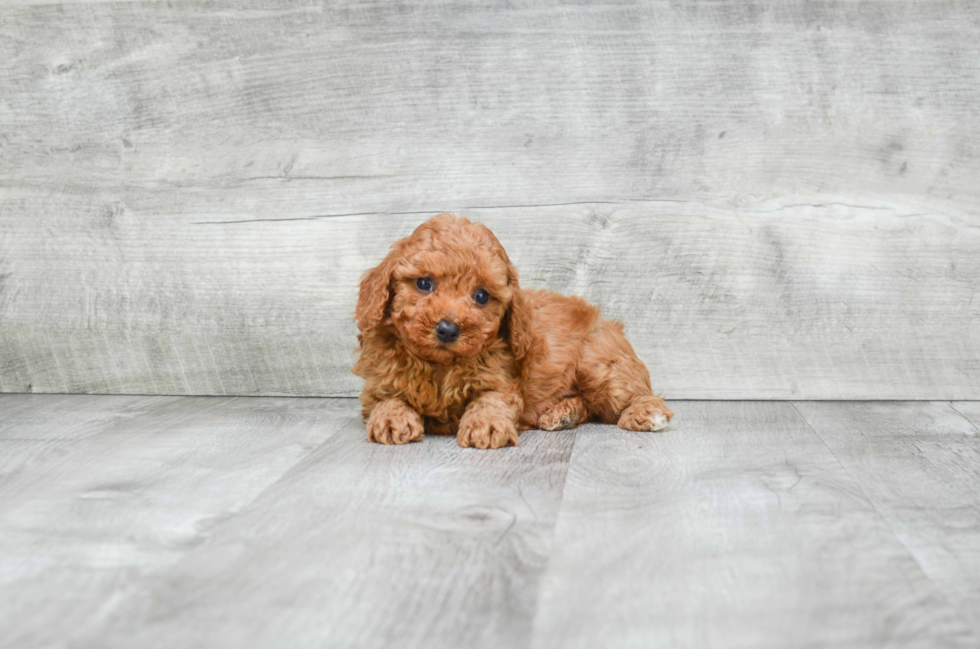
[576,320,673,432]
[457,391,521,449]
[537,396,589,431]
[366,398,425,445]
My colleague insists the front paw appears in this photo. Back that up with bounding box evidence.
[457,415,518,449]
[367,401,424,445]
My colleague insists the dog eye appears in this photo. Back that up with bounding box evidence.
[416,277,433,292]
[473,289,490,305]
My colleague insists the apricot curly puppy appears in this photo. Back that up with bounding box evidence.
[353,214,673,449]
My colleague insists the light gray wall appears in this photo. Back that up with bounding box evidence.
[1,1,978,398]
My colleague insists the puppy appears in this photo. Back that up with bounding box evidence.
[353,214,673,449]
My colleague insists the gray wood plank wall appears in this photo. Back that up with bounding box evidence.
[1,1,978,398]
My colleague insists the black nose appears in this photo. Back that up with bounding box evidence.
[435,319,460,343]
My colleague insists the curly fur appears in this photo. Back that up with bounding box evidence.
[353,213,673,448]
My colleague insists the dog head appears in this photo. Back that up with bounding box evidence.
[356,214,530,365]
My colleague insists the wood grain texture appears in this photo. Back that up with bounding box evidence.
[1,1,979,398]
[531,401,977,648]
[3,396,980,647]
[0,393,175,491]
[0,394,357,649]
[81,423,575,648]
[2,199,977,399]
[0,393,175,441]
[794,401,980,639]
[951,401,980,430]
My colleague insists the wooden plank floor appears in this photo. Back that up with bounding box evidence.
[1,396,979,648]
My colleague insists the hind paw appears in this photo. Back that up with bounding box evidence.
[618,396,673,432]
[537,397,588,431]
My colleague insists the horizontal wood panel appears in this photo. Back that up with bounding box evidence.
[1,194,978,398]
[1,1,979,398]
[2,1,979,206]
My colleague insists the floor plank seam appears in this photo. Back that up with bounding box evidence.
[6,397,980,646]
[947,402,980,435]
[525,428,580,647]
[790,401,882,508]
[790,401,978,639]
[227,415,363,508]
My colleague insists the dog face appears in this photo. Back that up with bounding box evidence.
[356,214,529,365]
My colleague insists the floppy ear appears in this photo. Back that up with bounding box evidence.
[355,247,401,333]
[505,266,532,362]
